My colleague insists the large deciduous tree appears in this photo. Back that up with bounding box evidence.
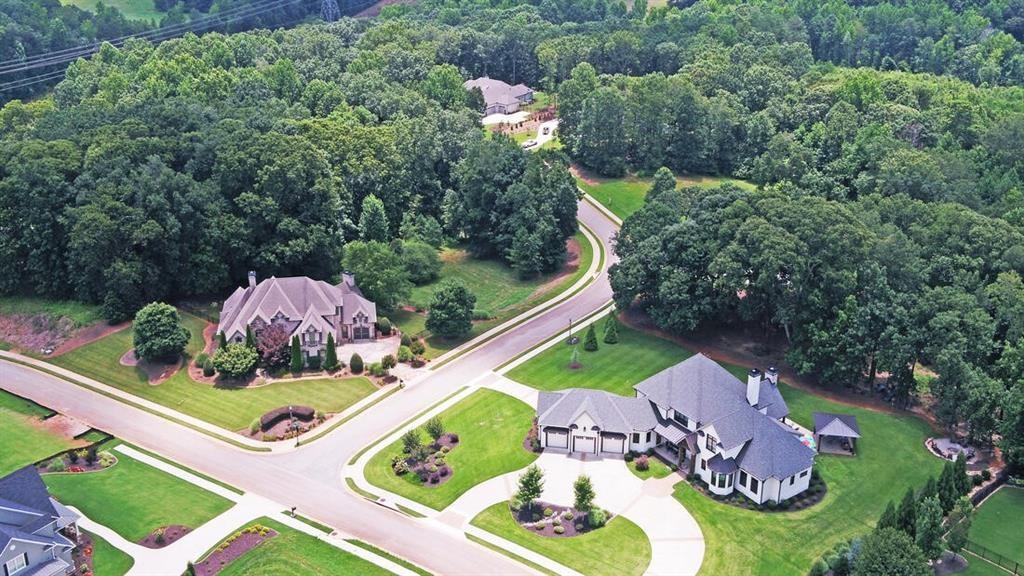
[132,302,189,363]
[426,279,476,338]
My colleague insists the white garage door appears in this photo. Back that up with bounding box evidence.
[601,435,625,454]
[573,435,596,453]
[545,429,568,449]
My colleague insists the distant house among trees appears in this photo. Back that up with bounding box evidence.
[218,272,377,364]
[464,77,534,116]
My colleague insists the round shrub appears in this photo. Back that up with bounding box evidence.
[553,517,561,526]
[534,523,545,530]
[48,459,66,473]
[532,513,541,522]
[635,455,650,471]
[401,333,412,347]
[449,433,459,443]
[554,526,565,535]
[982,469,992,481]
[195,352,209,368]
[588,508,607,528]
[202,357,215,377]
[441,445,450,453]
[377,317,392,336]
[972,474,984,486]
[429,473,440,484]
[350,353,364,374]
[544,507,554,517]
[410,339,425,356]
[397,345,413,363]
[213,343,259,378]
[439,466,449,477]
[575,523,584,531]
[381,354,396,369]
[809,558,828,576]
[564,511,574,520]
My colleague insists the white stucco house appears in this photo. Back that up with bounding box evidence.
[218,272,377,363]
[536,354,817,504]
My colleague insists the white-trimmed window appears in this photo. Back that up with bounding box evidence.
[5,553,28,575]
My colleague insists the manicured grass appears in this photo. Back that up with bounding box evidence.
[674,381,943,575]
[506,314,691,396]
[61,0,166,21]
[49,312,378,431]
[364,389,538,510]
[961,555,1014,576]
[44,448,233,542]
[86,530,134,576]
[470,502,652,576]
[394,230,594,360]
[345,539,433,576]
[215,518,391,576]
[576,172,756,220]
[0,296,103,327]
[627,455,673,480]
[0,390,75,475]
[968,487,1024,566]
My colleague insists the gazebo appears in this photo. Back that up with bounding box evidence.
[813,412,861,455]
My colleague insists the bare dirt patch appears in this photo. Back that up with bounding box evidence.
[139,525,191,549]
[37,414,91,439]
[0,313,124,356]
[528,237,582,300]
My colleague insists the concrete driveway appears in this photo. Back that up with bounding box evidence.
[446,451,704,576]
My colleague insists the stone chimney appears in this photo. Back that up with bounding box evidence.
[248,270,257,288]
[766,366,779,386]
[746,368,761,406]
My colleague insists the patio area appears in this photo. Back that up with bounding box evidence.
[335,334,400,364]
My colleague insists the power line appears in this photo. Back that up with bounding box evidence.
[0,0,316,76]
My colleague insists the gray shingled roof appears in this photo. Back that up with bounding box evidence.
[813,412,861,438]
[218,273,376,340]
[537,389,659,434]
[463,77,532,108]
[0,467,77,554]
[633,353,789,424]
[730,413,816,480]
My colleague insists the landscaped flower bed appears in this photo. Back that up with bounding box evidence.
[686,469,828,512]
[509,500,610,538]
[523,419,542,454]
[245,405,326,441]
[391,433,459,487]
[38,448,116,475]
[193,523,278,576]
[139,524,190,549]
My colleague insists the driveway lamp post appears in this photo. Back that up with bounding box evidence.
[567,318,573,345]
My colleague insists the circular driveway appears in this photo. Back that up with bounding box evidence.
[446,451,705,576]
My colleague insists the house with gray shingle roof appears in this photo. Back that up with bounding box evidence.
[535,353,816,504]
[218,272,377,364]
[0,467,79,576]
[464,77,534,116]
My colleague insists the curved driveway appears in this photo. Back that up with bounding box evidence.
[1,199,624,575]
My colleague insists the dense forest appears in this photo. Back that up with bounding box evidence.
[0,0,1022,476]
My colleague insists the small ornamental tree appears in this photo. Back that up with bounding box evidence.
[515,464,545,513]
[402,428,422,454]
[323,333,339,371]
[583,324,599,351]
[245,325,256,349]
[569,346,581,369]
[290,335,303,373]
[256,324,291,368]
[426,279,476,338]
[397,345,413,363]
[381,354,396,370]
[350,353,364,374]
[212,343,259,379]
[914,495,944,560]
[133,302,189,362]
[425,416,444,441]
[603,314,619,344]
[573,474,595,513]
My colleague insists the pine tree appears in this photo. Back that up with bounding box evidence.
[245,325,256,348]
[323,333,338,371]
[920,476,938,502]
[876,500,898,531]
[515,464,545,513]
[603,314,619,344]
[583,324,599,352]
[290,335,303,373]
[218,331,228,349]
[915,496,944,560]
[938,460,958,513]
[954,453,971,496]
[896,487,918,538]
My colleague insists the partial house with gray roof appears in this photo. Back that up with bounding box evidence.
[536,353,816,504]
[0,466,79,576]
[218,272,377,364]
[464,77,534,116]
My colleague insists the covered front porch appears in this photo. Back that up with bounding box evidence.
[652,422,695,474]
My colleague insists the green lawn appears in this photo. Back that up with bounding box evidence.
[506,314,691,396]
[675,382,943,575]
[0,390,77,475]
[364,389,538,510]
[576,172,756,221]
[86,530,134,576]
[60,0,166,21]
[968,487,1024,567]
[961,555,1013,576]
[470,502,651,576]
[49,312,378,431]
[215,518,391,576]
[44,447,232,542]
[0,296,103,327]
[394,229,594,360]
[627,455,673,480]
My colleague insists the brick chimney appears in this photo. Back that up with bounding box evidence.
[746,368,761,406]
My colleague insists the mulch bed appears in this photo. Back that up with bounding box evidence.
[394,433,459,487]
[512,501,604,538]
[73,531,98,576]
[138,525,191,549]
[38,451,116,475]
[523,420,542,454]
[686,473,828,512]
[193,525,278,576]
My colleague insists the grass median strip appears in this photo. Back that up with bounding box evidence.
[345,539,434,576]
[465,533,559,576]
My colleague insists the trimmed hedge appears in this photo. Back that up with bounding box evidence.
[259,405,315,431]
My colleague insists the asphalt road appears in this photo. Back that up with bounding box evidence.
[0,198,619,575]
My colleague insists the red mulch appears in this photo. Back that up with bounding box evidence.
[513,501,601,538]
[194,528,278,576]
[138,525,191,549]
[72,531,97,575]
